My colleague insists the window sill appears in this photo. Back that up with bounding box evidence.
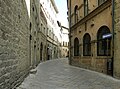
[81,56,92,59]
[74,56,80,58]
[96,56,112,59]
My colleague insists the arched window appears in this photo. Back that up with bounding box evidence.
[97,26,111,56]
[83,33,91,56]
[74,5,78,23]
[74,38,79,56]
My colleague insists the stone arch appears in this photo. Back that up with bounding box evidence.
[83,33,91,56]
[74,37,79,56]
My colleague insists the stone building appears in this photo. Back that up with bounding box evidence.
[67,0,120,78]
[40,0,61,60]
[30,0,40,67]
[47,26,59,60]
[0,0,30,88]
[39,3,47,62]
[61,41,69,58]
[60,27,69,58]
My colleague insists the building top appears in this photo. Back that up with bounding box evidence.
[50,0,59,13]
[40,4,47,24]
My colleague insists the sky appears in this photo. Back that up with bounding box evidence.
[54,0,69,42]
[25,0,30,17]
[54,0,68,28]
[25,0,68,28]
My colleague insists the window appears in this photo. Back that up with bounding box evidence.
[98,0,106,6]
[74,38,79,56]
[41,24,43,32]
[74,5,78,23]
[97,26,111,56]
[83,33,91,56]
[30,22,32,31]
[44,27,45,34]
[84,0,88,16]
[46,28,49,35]
[32,7,34,11]
[63,41,64,46]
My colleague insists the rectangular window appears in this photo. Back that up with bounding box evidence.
[84,0,88,16]
[41,24,43,32]
[44,27,45,34]
[47,28,49,35]
[83,43,91,56]
[97,39,111,56]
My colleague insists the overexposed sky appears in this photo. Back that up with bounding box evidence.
[54,0,68,28]
[54,0,69,42]
[25,0,30,17]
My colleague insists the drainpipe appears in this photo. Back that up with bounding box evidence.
[69,0,72,65]
[112,0,115,76]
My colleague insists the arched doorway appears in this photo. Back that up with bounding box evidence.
[34,44,37,67]
[40,43,43,61]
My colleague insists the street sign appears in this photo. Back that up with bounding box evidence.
[102,33,112,39]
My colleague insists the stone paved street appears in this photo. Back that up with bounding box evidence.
[17,58,120,89]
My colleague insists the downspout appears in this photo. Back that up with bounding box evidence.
[69,0,72,65]
[112,0,115,76]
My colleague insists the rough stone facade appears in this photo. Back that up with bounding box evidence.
[0,0,30,88]
[114,0,120,78]
[30,0,40,67]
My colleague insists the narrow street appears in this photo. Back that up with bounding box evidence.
[17,58,120,89]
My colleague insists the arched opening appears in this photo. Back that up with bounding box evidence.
[29,22,32,66]
[47,44,50,60]
[74,5,78,23]
[40,43,43,61]
[83,33,91,56]
[34,41,37,66]
[97,26,111,56]
[74,37,79,56]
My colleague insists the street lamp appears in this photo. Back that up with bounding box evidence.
[57,21,69,33]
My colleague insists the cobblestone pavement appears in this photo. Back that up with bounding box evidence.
[17,58,120,89]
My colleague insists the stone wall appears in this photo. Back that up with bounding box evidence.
[0,0,30,88]
[30,0,40,67]
[114,0,120,78]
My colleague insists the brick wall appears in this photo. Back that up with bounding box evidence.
[0,0,30,88]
